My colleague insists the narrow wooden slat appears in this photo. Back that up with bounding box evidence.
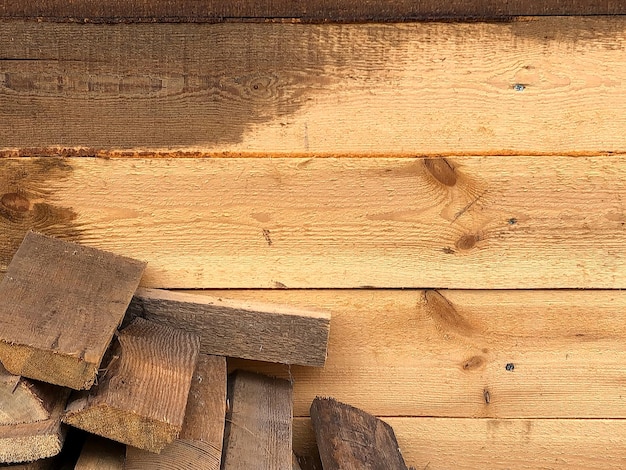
[1,1,623,22]
[63,318,201,453]
[222,371,293,470]
[74,436,125,470]
[0,460,55,469]
[0,232,146,389]
[295,417,626,470]
[129,288,330,366]
[216,289,626,419]
[125,355,226,470]
[1,157,625,289]
[2,19,626,155]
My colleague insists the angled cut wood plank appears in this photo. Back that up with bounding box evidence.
[125,355,226,469]
[0,232,146,389]
[2,19,626,155]
[295,417,626,470]
[74,435,125,470]
[2,156,625,289]
[0,366,69,463]
[130,288,330,366]
[310,397,408,470]
[222,371,293,470]
[0,1,623,22]
[63,318,200,453]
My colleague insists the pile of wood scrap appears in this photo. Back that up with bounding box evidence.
[0,232,416,468]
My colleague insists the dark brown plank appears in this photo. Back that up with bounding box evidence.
[125,355,227,470]
[130,288,330,366]
[310,397,409,470]
[0,232,146,390]
[0,0,622,22]
[0,460,55,469]
[63,318,201,453]
[222,371,293,470]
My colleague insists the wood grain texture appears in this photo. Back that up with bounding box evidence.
[125,355,226,470]
[0,374,69,463]
[222,371,293,470]
[0,232,146,389]
[2,18,626,155]
[130,288,330,366]
[63,318,201,453]
[1,157,625,289]
[310,397,409,470]
[1,1,624,22]
[74,436,124,470]
[217,289,626,419]
[295,417,626,470]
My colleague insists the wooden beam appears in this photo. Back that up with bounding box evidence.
[0,1,623,22]
[2,156,626,289]
[63,318,200,453]
[125,355,226,470]
[2,19,626,156]
[295,417,626,470]
[0,232,146,389]
[74,436,125,470]
[130,288,330,366]
[310,397,409,470]
[0,366,69,463]
[222,371,293,470]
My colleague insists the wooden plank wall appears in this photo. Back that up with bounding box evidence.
[1,3,626,468]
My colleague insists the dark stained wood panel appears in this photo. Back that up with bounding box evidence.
[0,1,624,22]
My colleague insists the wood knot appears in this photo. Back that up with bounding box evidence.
[423,158,457,187]
[455,234,479,251]
[1,193,30,212]
[462,355,486,371]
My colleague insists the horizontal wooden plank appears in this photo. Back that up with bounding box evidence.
[294,417,626,470]
[2,19,626,155]
[224,289,626,418]
[1,157,625,288]
[1,1,623,22]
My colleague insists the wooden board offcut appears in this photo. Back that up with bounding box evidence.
[0,232,146,389]
[295,418,626,470]
[125,355,226,470]
[1,1,624,22]
[2,18,626,155]
[129,288,330,366]
[74,436,125,470]
[222,371,293,470]
[1,157,625,289]
[63,318,201,453]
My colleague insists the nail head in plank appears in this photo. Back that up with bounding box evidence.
[63,318,201,453]
[125,354,227,469]
[222,371,293,470]
[130,288,330,366]
[0,232,146,389]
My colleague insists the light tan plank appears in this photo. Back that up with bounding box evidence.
[2,19,626,155]
[218,289,626,418]
[125,355,226,470]
[63,318,200,453]
[1,156,626,288]
[0,232,146,389]
[129,288,329,366]
[295,417,626,470]
[74,436,124,470]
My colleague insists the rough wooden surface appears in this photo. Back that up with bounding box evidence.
[74,436,125,470]
[130,288,329,366]
[63,318,200,453]
[1,1,623,22]
[295,417,626,470]
[310,397,408,470]
[125,355,226,470]
[222,371,293,470]
[0,459,55,469]
[0,371,69,463]
[2,19,626,155]
[0,232,145,389]
[1,157,625,289]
